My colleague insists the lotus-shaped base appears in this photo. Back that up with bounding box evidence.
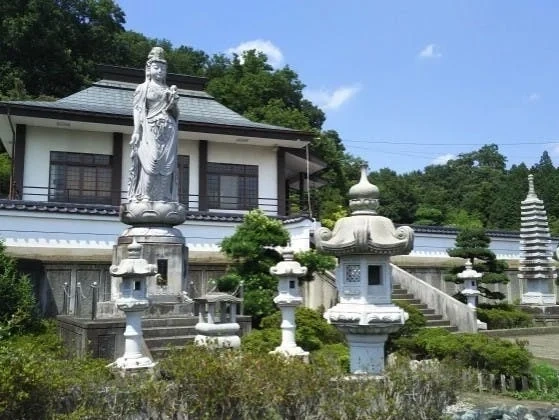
[121,201,187,226]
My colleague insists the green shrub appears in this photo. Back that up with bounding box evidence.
[246,307,345,353]
[241,327,281,353]
[477,303,533,329]
[386,300,427,353]
[0,324,110,419]
[394,327,532,376]
[0,329,467,419]
[310,343,350,372]
[0,241,39,338]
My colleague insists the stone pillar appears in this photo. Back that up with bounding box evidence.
[269,247,308,359]
[316,164,414,375]
[520,174,556,305]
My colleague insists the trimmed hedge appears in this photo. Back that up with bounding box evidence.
[476,303,533,329]
[394,327,532,376]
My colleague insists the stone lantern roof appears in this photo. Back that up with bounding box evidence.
[315,165,414,256]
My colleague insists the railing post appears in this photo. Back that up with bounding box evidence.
[90,281,98,320]
[62,282,70,315]
[239,280,244,316]
[74,281,82,317]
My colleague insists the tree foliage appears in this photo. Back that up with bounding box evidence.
[445,228,509,301]
[0,242,39,337]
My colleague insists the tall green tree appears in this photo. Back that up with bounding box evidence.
[445,228,509,301]
[0,0,126,98]
[218,210,289,326]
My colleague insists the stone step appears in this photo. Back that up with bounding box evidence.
[423,313,443,321]
[142,316,198,328]
[393,284,459,331]
[393,298,421,305]
[143,325,197,338]
[391,292,415,300]
[427,325,459,333]
[425,319,453,327]
[145,335,196,349]
[420,308,436,315]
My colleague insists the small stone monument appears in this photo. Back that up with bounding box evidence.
[194,292,242,348]
[316,164,414,375]
[269,247,308,359]
[520,174,556,305]
[109,240,157,371]
[458,261,486,330]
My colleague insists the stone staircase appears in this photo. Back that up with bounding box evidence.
[142,315,252,359]
[392,283,458,332]
[142,316,198,359]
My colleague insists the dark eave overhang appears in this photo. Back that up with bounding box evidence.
[0,199,312,224]
[0,102,315,143]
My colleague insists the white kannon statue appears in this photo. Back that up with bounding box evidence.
[128,47,180,202]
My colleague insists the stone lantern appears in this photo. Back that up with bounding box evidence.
[269,247,308,359]
[457,261,486,330]
[458,261,481,310]
[194,292,242,348]
[109,239,157,371]
[315,164,414,375]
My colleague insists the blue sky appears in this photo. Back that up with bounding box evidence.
[116,0,559,174]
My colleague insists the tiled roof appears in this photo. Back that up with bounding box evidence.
[6,80,298,133]
[0,199,311,224]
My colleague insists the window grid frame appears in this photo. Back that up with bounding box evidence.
[48,151,113,205]
[206,162,258,210]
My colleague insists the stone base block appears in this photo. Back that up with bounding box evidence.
[57,315,125,360]
[195,334,241,349]
[110,355,156,371]
[346,333,388,375]
[522,292,556,305]
[271,345,309,362]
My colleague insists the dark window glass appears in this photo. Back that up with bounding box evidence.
[368,265,382,286]
[206,163,258,210]
[48,151,112,204]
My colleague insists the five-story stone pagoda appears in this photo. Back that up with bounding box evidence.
[520,174,556,305]
[315,164,414,375]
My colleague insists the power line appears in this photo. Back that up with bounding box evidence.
[338,138,559,146]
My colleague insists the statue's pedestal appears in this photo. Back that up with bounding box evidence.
[114,226,188,299]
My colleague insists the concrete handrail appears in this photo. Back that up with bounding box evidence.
[391,263,478,332]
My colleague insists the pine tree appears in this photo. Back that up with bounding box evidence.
[445,228,509,301]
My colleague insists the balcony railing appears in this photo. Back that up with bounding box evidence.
[9,185,318,217]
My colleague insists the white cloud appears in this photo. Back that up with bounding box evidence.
[418,43,442,59]
[528,92,541,102]
[550,144,559,157]
[431,153,455,165]
[304,84,362,111]
[226,40,284,68]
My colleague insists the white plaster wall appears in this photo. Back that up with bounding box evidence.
[0,116,13,157]
[208,142,277,214]
[23,126,112,201]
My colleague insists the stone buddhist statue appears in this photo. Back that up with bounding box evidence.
[128,47,180,202]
